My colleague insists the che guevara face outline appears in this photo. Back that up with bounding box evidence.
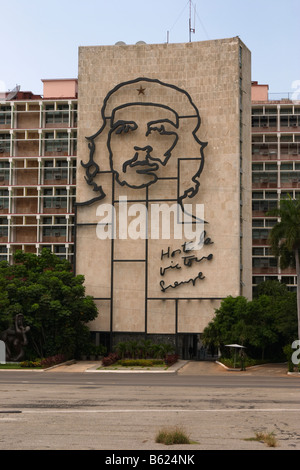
[79,77,207,207]
[107,103,180,189]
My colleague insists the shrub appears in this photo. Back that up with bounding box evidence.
[40,354,66,368]
[283,344,295,372]
[254,431,278,448]
[113,340,175,361]
[102,352,119,367]
[165,354,179,366]
[117,359,165,367]
[20,360,42,368]
[155,427,191,445]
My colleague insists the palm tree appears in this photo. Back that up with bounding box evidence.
[114,341,128,359]
[268,195,300,341]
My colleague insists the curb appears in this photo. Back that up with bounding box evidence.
[0,359,76,372]
[44,359,77,371]
[85,360,188,374]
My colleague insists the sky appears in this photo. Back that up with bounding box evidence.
[0,0,299,97]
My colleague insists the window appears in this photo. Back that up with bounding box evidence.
[252,108,263,115]
[265,107,277,115]
[0,245,7,260]
[252,192,264,199]
[42,217,52,225]
[45,104,69,124]
[252,247,264,256]
[45,132,68,153]
[252,276,264,284]
[281,163,293,171]
[55,217,66,225]
[54,245,67,259]
[42,226,66,237]
[265,163,277,171]
[0,226,8,237]
[252,257,277,268]
[0,134,10,153]
[252,172,277,184]
[0,106,11,125]
[280,107,293,114]
[0,189,9,209]
[265,219,277,227]
[265,192,277,199]
[252,228,270,239]
[280,172,300,184]
[0,161,10,181]
[281,276,295,285]
[252,163,263,171]
[252,219,264,227]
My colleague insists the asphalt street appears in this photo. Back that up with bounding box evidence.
[0,361,299,452]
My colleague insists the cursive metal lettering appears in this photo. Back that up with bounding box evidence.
[160,271,205,292]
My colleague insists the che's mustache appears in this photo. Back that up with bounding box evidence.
[122,147,159,174]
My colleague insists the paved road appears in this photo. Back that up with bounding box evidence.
[0,361,299,451]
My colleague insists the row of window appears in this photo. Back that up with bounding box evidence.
[0,104,77,126]
[0,245,74,262]
[252,107,300,115]
[252,162,300,171]
[0,227,74,237]
[252,275,297,287]
[252,115,300,128]
[252,172,300,184]
[0,132,77,152]
[252,257,277,268]
[0,216,74,225]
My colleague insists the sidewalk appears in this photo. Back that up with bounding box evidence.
[47,359,296,376]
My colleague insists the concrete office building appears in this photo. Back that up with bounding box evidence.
[75,38,252,355]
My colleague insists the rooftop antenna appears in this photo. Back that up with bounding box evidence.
[189,0,196,42]
[5,84,20,101]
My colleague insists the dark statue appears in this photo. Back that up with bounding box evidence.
[0,314,30,362]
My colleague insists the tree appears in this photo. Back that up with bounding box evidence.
[245,295,279,359]
[255,280,297,345]
[268,195,300,341]
[202,296,249,353]
[0,249,98,359]
[202,283,297,360]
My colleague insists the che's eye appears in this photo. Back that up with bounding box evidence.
[114,122,137,135]
[147,125,166,135]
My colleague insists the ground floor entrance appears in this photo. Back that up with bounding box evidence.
[91,331,218,361]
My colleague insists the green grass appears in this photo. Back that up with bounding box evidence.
[0,361,43,369]
[0,363,24,369]
[0,363,43,369]
[116,359,165,367]
[155,427,193,445]
[98,358,169,370]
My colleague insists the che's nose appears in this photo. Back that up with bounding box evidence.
[134,145,153,154]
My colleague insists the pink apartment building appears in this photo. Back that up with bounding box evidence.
[0,79,78,264]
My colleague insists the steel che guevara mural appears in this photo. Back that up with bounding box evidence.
[78,77,207,213]
[77,77,213,298]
